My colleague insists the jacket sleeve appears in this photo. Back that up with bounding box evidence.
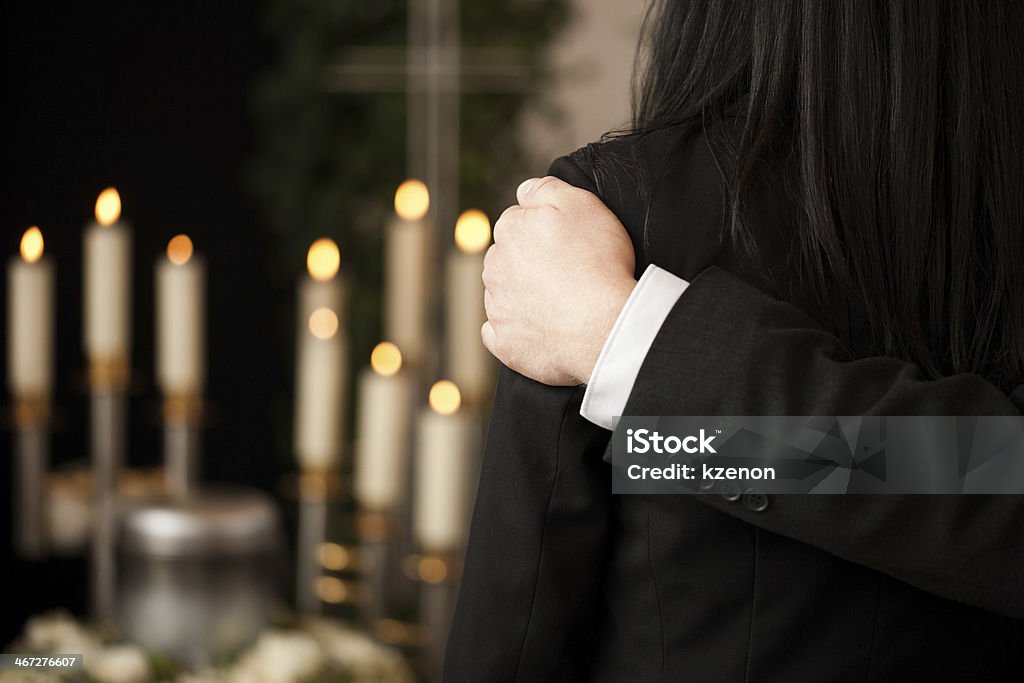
[444,159,614,682]
[624,264,1024,618]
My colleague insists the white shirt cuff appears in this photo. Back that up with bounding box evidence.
[580,264,689,430]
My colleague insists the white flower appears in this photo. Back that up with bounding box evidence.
[0,671,58,683]
[230,631,322,683]
[304,619,413,682]
[85,644,151,683]
[176,672,228,683]
[22,611,98,654]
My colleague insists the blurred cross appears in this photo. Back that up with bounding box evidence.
[323,0,531,377]
[324,0,531,230]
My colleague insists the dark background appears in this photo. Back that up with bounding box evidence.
[0,0,275,641]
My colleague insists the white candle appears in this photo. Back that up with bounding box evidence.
[7,227,54,399]
[84,187,132,365]
[354,342,413,510]
[446,209,493,405]
[294,239,348,472]
[414,380,474,551]
[156,235,206,398]
[385,180,431,367]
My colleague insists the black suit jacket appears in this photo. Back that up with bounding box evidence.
[446,127,1024,681]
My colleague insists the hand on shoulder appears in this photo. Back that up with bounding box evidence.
[481,175,637,386]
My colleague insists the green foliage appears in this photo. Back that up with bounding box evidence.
[246,0,569,464]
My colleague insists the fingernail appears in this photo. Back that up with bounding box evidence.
[518,178,538,197]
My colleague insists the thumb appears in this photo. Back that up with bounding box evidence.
[516,175,572,208]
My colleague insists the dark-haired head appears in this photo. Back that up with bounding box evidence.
[633,0,1024,387]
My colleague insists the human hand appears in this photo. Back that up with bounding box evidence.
[481,176,636,385]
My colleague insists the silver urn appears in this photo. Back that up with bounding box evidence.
[116,487,283,668]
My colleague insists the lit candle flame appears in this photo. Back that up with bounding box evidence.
[307,238,340,281]
[19,226,44,264]
[394,179,430,221]
[370,341,402,377]
[428,379,461,416]
[95,187,122,226]
[166,234,193,265]
[454,209,491,254]
[309,307,339,340]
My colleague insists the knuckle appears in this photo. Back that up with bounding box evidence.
[482,246,497,286]
[492,334,508,360]
[576,188,600,208]
[535,175,561,194]
[486,297,503,324]
[527,177,559,205]
[494,206,519,241]
[533,176,555,192]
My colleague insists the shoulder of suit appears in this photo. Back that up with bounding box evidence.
[552,127,688,207]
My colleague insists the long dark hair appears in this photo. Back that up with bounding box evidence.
[633,0,1024,388]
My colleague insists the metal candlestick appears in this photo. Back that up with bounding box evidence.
[413,550,460,683]
[163,397,201,498]
[392,373,428,611]
[358,509,400,624]
[89,359,128,622]
[295,471,338,614]
[12,398,49,560]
